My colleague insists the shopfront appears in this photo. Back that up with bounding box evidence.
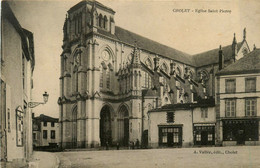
[222,119,259,145]
[158,125,183,147]
[194,123,215,146]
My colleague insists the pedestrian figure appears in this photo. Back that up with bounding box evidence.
[116,142,120,150]
[129,141,131,150]
[136,139,140,149]
[132,141,135,149]
[106,141,109,150]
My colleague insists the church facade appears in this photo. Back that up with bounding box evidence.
[58,0,250,148]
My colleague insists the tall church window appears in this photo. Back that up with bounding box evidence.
[103,15,108,29]
[78,15,82,34]
[106,70,110,89]
[100,68,104,88]
[142,71,152,89]
[99,14,103,28]
[134,71,137,87]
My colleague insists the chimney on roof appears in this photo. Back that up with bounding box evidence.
[219,45,224,70]
[243,28,246,41]
[232,33,237,62]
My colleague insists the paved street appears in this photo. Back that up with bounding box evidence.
[56,146,260,168]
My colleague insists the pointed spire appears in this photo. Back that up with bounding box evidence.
[219,45,224,70]
[91,1,96,14]
[243,28,246,40]
[232,33,237,44]
[254,44,256,50]
[131,41,140,65]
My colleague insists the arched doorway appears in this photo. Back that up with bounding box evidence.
[100,106,112,146]
[118,105,129,146]
[72,106,77,148]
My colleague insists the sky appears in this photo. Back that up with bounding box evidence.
[7,0,260,118]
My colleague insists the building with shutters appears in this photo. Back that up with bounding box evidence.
[1,1,35,162]
[59,0,251,149]
[33,114,60,148]
[216,48,260,146]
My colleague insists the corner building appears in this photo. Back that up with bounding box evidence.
[59,0,250,148]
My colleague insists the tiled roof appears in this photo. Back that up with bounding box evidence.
[192,42,243,67]
[114,27,195,66]
[97,27,195,66]
[34,114,59,122]
[149,98,215,112]
[216,49,260,76]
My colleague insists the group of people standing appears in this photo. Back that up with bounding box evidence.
[105,139,140,150]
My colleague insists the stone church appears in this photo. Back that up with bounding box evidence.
[58,0,250,148]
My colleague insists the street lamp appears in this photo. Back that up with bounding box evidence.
[28,91,49,108]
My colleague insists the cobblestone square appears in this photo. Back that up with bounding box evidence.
[57,146,260,168]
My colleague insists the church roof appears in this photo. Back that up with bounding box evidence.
[192,42,244,67]
[192,42,243,67]
[114,27,195,66]
[216,49,260,76]
[149,98,215,112]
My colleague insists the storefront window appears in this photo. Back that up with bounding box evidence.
[196,133,201,141]
[208,134,213,141]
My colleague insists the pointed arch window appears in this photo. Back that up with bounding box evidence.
[98,14,103,28]
[103,15,108,29]
[134,71,138,87]
[142,71,152,89]
[100,68,104,88]
[78,14,82,34]
[106,69,110,89]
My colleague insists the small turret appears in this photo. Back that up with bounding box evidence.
[219,45,224,70]
[232,33,237,62]
[243,28,246,41]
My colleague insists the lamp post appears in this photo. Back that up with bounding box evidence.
[25,91,49,160]
[28,91,49,108]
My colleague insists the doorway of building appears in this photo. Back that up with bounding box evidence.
[72,106,77,148]
[159,127,182,147]
[237,129,245,145]
[100,106,112,146]
[0,80,7,161]
[118,105,129,146]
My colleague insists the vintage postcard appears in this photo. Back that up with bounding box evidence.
[1,0,260,167]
